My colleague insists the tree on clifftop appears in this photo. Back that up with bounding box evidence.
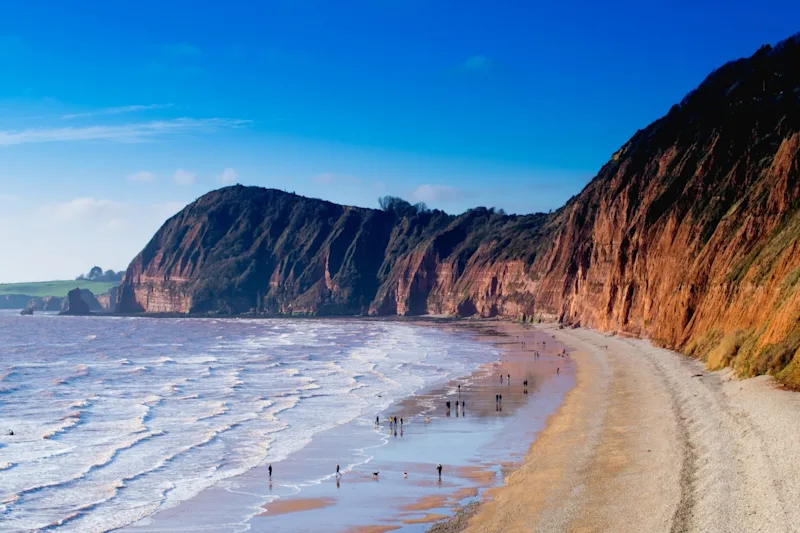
[75,267,123,283]
[378,196,429,216]
[87,266,103,281]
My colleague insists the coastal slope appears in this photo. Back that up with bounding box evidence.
[117,35,800,385]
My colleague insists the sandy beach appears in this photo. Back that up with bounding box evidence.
[119,319,574,533]
[457,324,800,533]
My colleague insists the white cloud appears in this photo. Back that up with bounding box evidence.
[173,169,196,185]
[413,184,470,203]
[219,168,239,184]
[0,117,249,146]
[460,55,493,72]
[62,104,175,120]
[312,173,336,185]
[0,197,189,282]
[39,197,123,222]
[127,171,157,183]
[163,42,202,59]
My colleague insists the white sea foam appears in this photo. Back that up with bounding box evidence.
[0,316,496,532]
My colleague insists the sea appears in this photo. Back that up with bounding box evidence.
[0,311,499,532]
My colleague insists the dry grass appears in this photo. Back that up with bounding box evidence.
[775,346,800,390]
[706,329,750,370]
[685,328,723,359]
[753,328,800,376]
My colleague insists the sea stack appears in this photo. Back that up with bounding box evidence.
[59,288,92,316]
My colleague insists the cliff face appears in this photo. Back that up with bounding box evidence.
[118,35,800,386]
[527,38,800,387]
[94,286,119,312]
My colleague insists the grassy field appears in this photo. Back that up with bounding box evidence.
[0,280,117,298]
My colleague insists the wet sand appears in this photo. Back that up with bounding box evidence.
[258,497,335,516]
[251,320,574,532]
[454,324,800,533]
[349,527,401,533]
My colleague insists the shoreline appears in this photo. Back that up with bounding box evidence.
[112,318,574,533]
[437,324,800,533]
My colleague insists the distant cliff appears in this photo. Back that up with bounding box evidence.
[118,35,800,387]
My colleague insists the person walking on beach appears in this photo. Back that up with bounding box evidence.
[557,367,560,375]
[437,463,443,480]
[507,373,510,383]
[336,464,340,477]
[400,417,404,426]
[268,464,272,478]
[376,415,379,426]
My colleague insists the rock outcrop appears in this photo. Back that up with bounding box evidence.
[59,288,92,316]
[95,286,119,312]
[26,296,64,311]
[117,35,800,387]
[19,306,33,315]
[0,294,32,309]
[77,289,104,312]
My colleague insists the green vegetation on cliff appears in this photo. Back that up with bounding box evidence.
[0,280,116,298]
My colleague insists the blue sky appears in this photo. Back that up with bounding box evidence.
[1,1,798,282]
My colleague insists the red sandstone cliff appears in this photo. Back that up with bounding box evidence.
[118,35,800,386]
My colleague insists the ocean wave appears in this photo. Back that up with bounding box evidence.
[41,410,84,440]
[0,317,498,531]
[175,393,200,401]
[177,356,218,365]
[9,429,168,506]
[0,462,14,471]
[191,401,229,422]
[135,395,163,430]
[141,343,183,348]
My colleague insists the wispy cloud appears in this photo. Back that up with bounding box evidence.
[62,104,174,120]
[0,118,249,146]
[127,171,157,183]
[163,42,202,59]
[219,168,239,184]
[2,197,189,281]
[413,184,472,203]
[310,173,359,185]
[459,55,493,73]
[39,197,124,222]
[173,169,196,185]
